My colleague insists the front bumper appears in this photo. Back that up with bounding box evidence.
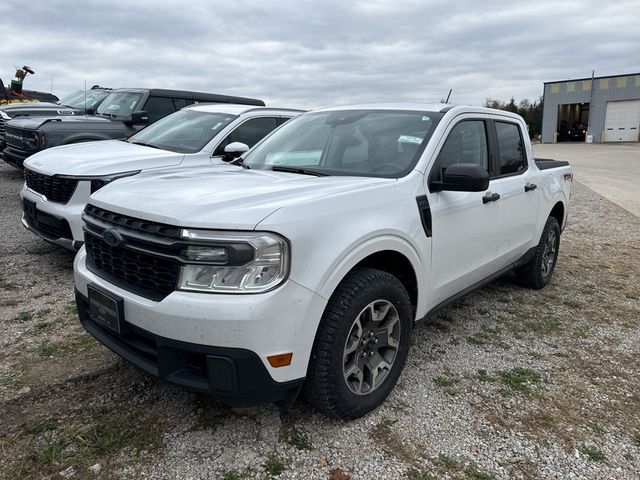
[2,146,32,169]
[74,248,327,404]
[21,181,90,250]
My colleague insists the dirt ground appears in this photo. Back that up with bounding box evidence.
[1,154,639,479]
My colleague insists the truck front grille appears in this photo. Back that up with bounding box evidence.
[24,169,78,204]
[0,118,5,141]
[84,235,179,300]
[83,206,182,301]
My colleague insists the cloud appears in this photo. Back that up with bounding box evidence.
[2,0,638,109]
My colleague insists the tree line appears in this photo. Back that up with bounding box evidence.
[484,97,543,139]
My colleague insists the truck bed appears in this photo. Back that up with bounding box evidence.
[535,158,570,170]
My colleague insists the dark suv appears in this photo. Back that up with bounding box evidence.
[0,86,111,152]
[2,88,265,169]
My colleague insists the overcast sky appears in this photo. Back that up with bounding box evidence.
[1,0,638,109]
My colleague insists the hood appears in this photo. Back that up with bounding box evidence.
[89,165,392,230]
[0,102,68,113]
[23,140,185,176]
[6,114,111,131]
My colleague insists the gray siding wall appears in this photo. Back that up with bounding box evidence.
[541,74,640,143]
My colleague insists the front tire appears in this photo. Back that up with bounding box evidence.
[304,268,412,419]
[516,216,561,289]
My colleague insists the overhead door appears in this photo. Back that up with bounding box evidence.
[603,100,640,142]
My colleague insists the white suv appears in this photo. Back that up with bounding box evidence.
[20,104,301,250]
[73,104,572,418]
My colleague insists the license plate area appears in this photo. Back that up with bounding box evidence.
[87,285,123,334]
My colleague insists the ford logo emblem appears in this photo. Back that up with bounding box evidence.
[103,229,123,247]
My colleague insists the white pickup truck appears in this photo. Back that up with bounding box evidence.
[20,104,301,250]
[73,104,572,419]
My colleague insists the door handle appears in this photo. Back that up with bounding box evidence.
[525,183,538,192]
[482,192,500,204]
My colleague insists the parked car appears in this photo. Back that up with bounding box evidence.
[567,122,586,142]
[21,104,301,250]
[3,88,265,168]
[0,86,111,151]
[72,104,572,418]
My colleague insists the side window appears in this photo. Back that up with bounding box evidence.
[495,121,526,175]
[143,96,178,123]
[213,117,279,155]
[432,120,488,181]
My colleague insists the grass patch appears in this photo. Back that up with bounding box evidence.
[264,456,285,475]
[467,331,494,345]
[438,453,458,469]
[433,376,456,388]
[573,327,589,338]
[525,316,562,334]
[476,369,494,382]
[0,274,17,290]
[28,419,59,434]
[464,465,495,480]
[408,475,438,480]
[563,300,582,310]
[223,472,243,480]
[33,321,52,334]
[499,367,541,394]
[65,301,78,316]
[633,432,640,446]
[290,429,312,450]
[39,344,58,357]
[579,445,607,462]
[15,311,33,323]
[36,308,52,318]
[39,435,70,463]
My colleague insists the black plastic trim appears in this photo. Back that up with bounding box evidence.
[535,158,570,170]
[76,289,304,407]
[416,195,432,237]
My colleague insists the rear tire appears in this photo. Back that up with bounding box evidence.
[304,268,412,419]
[516,216,561,289]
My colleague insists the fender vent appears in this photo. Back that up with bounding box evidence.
[416,195,432,238]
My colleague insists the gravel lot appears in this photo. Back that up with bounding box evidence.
[1,151,639,480]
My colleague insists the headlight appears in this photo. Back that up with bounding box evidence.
[177,230,289,293]
[0,111,11,120]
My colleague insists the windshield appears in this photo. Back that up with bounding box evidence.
[244,110,443,177]
[61,89,110,110]
[57,90,84,106]
[97,92,144,118]
[127,109,238,154]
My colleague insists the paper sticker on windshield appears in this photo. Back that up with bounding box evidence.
[398,135,423,144]
[265,151,322,166]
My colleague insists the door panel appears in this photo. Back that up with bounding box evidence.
[428,189,501,306]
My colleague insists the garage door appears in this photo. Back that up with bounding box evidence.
[603,100,640,142]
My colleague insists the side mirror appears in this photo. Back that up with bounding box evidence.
[222,142,249,161]
[129,111,149,125]
[431,163,489,192]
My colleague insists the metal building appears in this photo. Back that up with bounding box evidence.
[541,72,640,143]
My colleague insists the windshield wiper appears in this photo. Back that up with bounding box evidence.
[270,166,329,176]
[130,141,161,149]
